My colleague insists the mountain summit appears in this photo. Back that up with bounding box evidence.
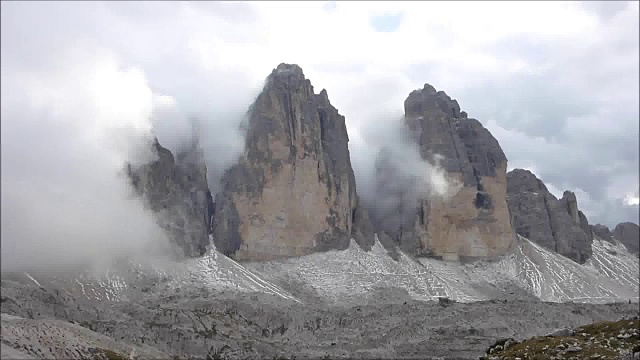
[126,65,636,268]
[210,63,373,261]
[371,84,516,261]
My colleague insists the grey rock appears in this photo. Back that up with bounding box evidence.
[565,345,582,352]
[552,191,593,263]
[370,84,515,260]
[126,138,212,257]
[437,297,454,307]
[613,222,640,255]
[2,270,639,360]
[506,169,593,263]
[592,224,615,243]
[485,337,518,355]
[211,63,373,261]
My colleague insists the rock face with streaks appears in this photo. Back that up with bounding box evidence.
[210,63,373,261]
[613,222,639,255]
[370,84,516,261]
[506,168,594,263]
[126,138,213,257]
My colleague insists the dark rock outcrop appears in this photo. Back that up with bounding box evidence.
[591,224,614,243]
[613,222,639,255]
[127,138,213,257]
[370,84,515,260]
[211,63,373,261]
[506,168,593,263]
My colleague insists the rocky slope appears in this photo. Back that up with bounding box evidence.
[506,168,594,264]
[210,63,373,261]
[2,225,637,358]
[590,222,639,257]
[370,84,516,261]
[127,137,213,258]
[484,317,640,360]
[1,313,168,359]
[249,234,639,305]
[2,277,637,360]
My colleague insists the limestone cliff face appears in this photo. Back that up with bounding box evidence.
[506,169,593,263]
[211,64,373,261]
[613,222,639,255]
[127,138,213,257]
[372,84,516,261]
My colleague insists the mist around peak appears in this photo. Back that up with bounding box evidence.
[351,112,461,235]
[0,2,266,272]
[0,48,175,272]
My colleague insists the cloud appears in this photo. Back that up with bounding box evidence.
[354,113,461,235]
[0,1,260,271]
[1,0,637,273]
[0,39,169,271]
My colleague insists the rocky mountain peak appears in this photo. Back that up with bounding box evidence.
[506,169,593,263]
[506,168,549,194]
[126,138,212,258]
[210,63,373,261]
[404,83,461,120]
[591,224,614,243]
[265,63,309,91]
[272,63,305,78]
[369,84,515,260]
[613,222,639,255]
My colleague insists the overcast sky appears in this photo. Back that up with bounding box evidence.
[2,1,638,268]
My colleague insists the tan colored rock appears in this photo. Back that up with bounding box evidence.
[371,84,516,260]
[414,165,515,259]
[211,64,372,261]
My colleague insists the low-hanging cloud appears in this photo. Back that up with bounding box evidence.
[0,45,172,272]
[351,110,460,235]
[149,93,254,196]
[2,0,637,271]
[0,2,260,271]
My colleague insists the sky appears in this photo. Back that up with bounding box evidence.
[1,1,638,269]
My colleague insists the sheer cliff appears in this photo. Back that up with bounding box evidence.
[210,63,373,261]
[506,168,594,263]
[370,84,516,261]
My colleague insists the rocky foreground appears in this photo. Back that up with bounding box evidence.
[484,317,640,360]
[2,276,638,360]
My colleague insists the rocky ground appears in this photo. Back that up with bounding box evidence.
[484,317,640,360]
[2,275,638,360]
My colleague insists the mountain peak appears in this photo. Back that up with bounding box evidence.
[211,64,373,261]
[506,168,594,263]
[405,83,461,119]
[267,63,307,83]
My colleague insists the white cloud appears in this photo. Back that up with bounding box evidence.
[1,0,637,269]
[0,46,170,271]
[624,194,640,206]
